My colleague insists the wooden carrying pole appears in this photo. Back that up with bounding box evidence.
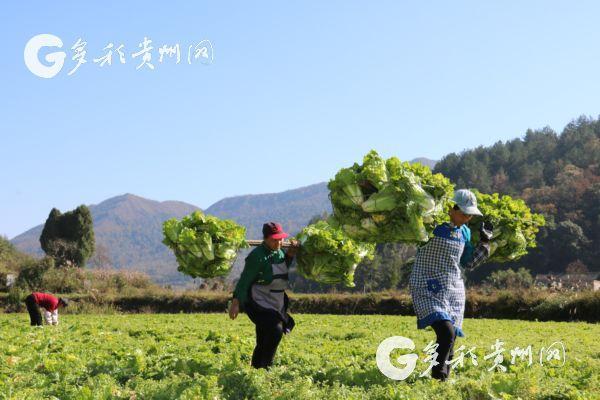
[247,240,293,248]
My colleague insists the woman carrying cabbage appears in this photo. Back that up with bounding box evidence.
[228,222,299,369]
[409,189,493,381]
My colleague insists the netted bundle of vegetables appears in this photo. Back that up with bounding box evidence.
[328,150,455,243]
[294,221,375,287]
[467,192,545,263]
[162,211,249,278]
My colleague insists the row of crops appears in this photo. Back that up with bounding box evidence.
[2,314,596,399]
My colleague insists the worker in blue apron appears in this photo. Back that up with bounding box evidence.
[229,222,299,369]
[410,189,493,380]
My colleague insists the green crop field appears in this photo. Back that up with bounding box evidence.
[0,314,598,399]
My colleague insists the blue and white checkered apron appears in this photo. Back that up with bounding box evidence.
[409,223,468,337]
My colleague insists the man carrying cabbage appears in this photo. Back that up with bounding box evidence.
[409,189,493,381]
[228,222,299,369]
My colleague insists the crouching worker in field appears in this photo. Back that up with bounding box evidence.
[24,292,69,326]
[228,222,299,369]
[409,189,493,381]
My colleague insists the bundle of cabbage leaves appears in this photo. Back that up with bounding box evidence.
[328,150,454,243]
[162,211,248,278]
[294,221,375,287]
[468,191,545,263]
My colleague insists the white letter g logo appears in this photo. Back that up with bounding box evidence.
[24,34,66,79]
[376,336,419,381]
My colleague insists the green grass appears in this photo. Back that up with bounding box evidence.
[0,314,598,399]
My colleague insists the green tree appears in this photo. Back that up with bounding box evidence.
[581,183,600,250]
[16,256,55,291]
[40,205,95,267]
[0,236,32,272]
[485,267,534,289]
[353,243,415,292]
[546,221,590,268]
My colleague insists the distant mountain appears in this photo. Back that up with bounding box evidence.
[11,194,201,285]
[11,158,436,285]
[10,186,332,286]
[206,183,331,239]
[410,157,437,170]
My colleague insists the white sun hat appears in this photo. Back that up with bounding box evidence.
[453,189,483,216]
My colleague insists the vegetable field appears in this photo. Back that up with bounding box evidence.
[1,314,598,399]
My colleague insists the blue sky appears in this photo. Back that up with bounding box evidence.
[2,1,600,239]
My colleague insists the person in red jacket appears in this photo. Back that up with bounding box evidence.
[24,292,69,326]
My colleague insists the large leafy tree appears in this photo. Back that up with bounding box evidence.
[40,205,95,267]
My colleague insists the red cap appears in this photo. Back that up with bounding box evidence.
[262,222,289,239]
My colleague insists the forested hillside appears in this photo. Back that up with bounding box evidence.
[434,115,599,276]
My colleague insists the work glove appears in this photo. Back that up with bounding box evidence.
[479,221,494,242]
